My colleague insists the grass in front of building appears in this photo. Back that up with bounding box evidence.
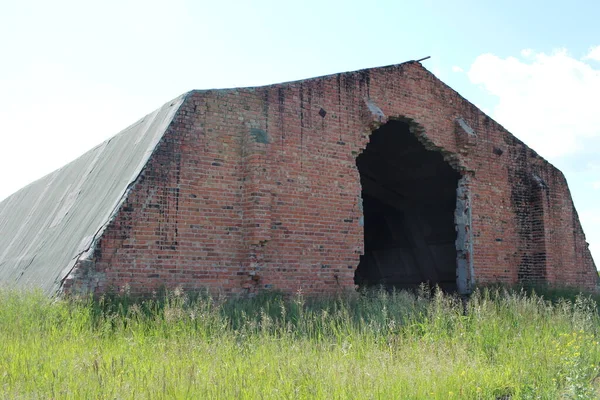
[1,286,599,399]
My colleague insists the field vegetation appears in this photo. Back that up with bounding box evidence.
[1,286,600,399]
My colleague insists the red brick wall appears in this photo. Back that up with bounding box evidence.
[70,62,597,296]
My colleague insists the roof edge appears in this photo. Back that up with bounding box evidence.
[56,93,189,293]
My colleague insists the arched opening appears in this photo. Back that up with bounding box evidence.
[354,120,461,291]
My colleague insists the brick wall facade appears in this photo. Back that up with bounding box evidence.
[66,62,597,296]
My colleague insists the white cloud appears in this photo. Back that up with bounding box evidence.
[452,66,464,73]
[521,48,533,57]
[468,48,600,267]
[584,45,600,61]
[468,48,600,159]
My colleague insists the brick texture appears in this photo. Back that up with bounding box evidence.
[64,62,598,296]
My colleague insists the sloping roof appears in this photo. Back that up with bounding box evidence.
[0,94,186,294]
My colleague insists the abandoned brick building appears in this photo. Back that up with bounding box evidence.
[0,61,597,296]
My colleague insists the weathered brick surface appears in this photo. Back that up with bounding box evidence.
[67,62,597,296]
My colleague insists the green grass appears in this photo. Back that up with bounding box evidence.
[1,287,600,399]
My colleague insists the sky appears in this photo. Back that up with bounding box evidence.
[0,0,598,264]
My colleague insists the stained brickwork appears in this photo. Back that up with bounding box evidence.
[64,61,597,296]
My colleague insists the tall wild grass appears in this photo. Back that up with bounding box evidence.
[1,286,599,399]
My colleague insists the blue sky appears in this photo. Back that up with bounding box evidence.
[1,0,598,264]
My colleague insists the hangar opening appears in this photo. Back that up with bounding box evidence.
[354,120,461,291]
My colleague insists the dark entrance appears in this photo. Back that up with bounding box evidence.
[354,120,461,291]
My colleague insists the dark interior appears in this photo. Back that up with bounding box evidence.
[354,120,461,291]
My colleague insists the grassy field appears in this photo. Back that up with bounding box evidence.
[1,287,600,399]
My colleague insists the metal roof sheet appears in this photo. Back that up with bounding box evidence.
[0,94,186,294]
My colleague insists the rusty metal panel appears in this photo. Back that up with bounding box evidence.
[0,94,186,294]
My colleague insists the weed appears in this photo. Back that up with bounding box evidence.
[0,287,599,398]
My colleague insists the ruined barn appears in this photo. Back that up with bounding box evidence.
[0,61,596,296]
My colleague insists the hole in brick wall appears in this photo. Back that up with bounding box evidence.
[354,120,461,292]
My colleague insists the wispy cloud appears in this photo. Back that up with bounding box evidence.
[467,47,600,265]
[468,48,600,159]
[583,45,600,61]
[521,49,533,57]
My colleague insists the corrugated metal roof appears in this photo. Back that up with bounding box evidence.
[0,94,186,294]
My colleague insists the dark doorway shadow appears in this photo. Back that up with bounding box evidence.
[354,120,460,292]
